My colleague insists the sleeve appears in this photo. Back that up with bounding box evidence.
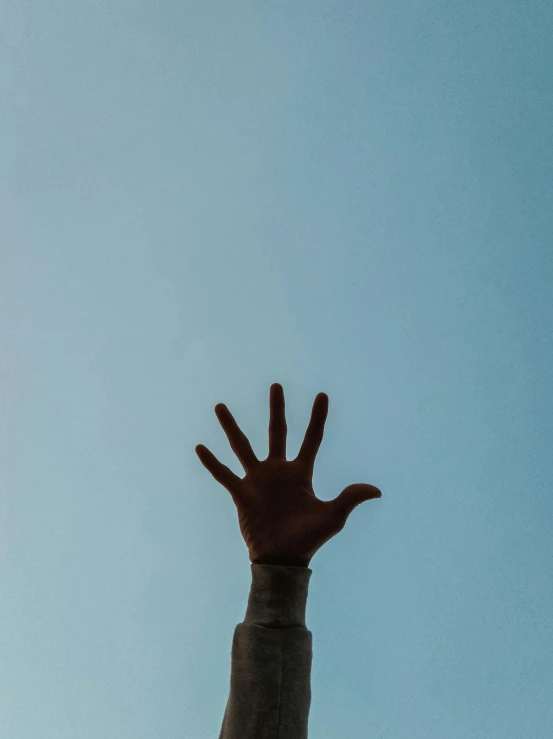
[218,563,313,739]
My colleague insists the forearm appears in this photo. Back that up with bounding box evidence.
[218,564,313,739]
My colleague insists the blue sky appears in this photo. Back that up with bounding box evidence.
[1,1,552,737]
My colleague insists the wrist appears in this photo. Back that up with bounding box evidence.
[245,564,312,626]
[252,555,311,568]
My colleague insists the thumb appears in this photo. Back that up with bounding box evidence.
[332,483,382,528]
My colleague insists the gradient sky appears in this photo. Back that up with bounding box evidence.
[1,1,553,737]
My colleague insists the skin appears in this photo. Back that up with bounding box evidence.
[195,383,382,568]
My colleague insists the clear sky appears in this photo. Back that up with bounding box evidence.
[1,1,552,737]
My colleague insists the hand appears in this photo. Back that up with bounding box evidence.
[195,383,382,567]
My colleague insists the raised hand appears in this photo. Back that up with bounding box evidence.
[195,383,382,567]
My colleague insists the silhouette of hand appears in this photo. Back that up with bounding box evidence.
[195,384,381,567]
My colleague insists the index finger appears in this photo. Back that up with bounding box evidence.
[296,392,329,466]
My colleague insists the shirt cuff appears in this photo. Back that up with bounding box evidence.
[244,564,313,628]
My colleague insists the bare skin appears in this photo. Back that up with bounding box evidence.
[195,383,382,568]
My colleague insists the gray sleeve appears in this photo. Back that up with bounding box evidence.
[218,564,313,739]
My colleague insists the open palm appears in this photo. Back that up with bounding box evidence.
[195,383,381,567]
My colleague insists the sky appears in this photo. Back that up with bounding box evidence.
[1,0,552,737]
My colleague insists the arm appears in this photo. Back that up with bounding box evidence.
[218,563,313,739]
[195,383,382,739]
